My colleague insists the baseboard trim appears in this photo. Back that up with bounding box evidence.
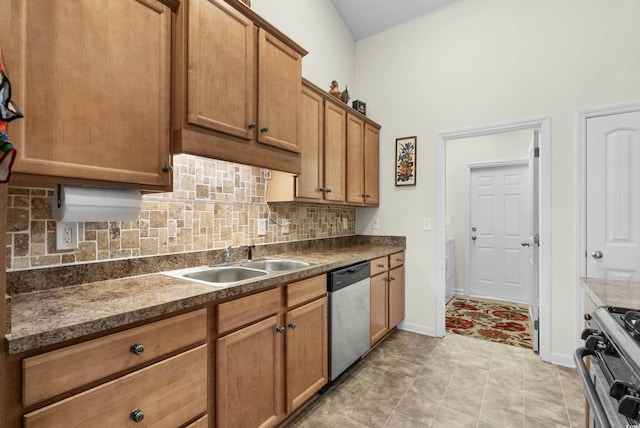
[551,352,575,368]
[397,321,439,337]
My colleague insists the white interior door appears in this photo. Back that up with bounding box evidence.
[586,111,640,280]
[468,163,529,303]
[527,131,540,352]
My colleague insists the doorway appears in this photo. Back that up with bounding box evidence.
[437,117,551,362]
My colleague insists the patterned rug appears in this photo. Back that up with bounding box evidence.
[446,295,532,349]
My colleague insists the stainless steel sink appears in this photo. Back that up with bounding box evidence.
[239,258,311,271]
[162,266,268,287]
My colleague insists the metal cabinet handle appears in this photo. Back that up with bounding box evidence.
[377,264,385,268]
[319,188,325,192]
[162,165,173,174]
[325,188,332,193]
[130,409,145,423]
[389,276,395,281]
[261,126,269,133]
[288,322,297,329]
[130,343,145,355]
[276,326,285,334]
[591,250,603,259]
[248,122,257,129]
[521,242,530,247]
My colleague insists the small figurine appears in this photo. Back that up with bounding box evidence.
[341,85,350,104]
[329,80,341,99]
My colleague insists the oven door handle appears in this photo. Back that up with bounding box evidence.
[574,347,612,428]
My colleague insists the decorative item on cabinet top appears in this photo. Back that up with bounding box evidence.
[352,100,366,116]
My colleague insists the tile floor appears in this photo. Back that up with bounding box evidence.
[289,330,586,428]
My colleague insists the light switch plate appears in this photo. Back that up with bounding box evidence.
[422,217,431,231]
[56,222,78,250]
[372,217,380,230]
[258,219,267,236]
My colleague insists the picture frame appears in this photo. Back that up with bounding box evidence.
[395,136,417,186]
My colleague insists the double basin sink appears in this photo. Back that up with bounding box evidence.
[162,258,313,287]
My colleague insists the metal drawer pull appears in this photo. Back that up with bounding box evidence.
[377,264,385,268]
[130,409,145,423]
[276,326,285,333]
[288,322,297,329]
[130,343,145,355]
[389,276,395,281]
[248,122,257,129]
[260,126,269,133]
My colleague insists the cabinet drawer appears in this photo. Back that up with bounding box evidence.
[370,256,388,276]
[286,275,326,308]
[186,414,209,428]
[389,251,405,269]
[218,287,282,335]
[23,345,208,428]
[23,309,208,407]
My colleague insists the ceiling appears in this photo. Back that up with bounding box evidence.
[330,0,460,40]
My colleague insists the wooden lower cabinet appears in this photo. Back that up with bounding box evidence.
[370,252,406,346]
[216,279,328,427]
[285,297,328,413]
[23,345,208,428]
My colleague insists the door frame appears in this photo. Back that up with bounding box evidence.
[464,160,529,300]
[437,117,551,362]
[577,103,640,347]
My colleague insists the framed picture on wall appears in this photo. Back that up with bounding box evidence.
[395,136,417,186]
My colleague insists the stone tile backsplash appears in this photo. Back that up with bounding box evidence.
[5,154,355,270]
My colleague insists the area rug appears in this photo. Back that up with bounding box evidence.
[446,295,532,349]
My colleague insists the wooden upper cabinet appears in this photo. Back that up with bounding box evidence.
[258,30,302,153]
[297,84,324,200]
[186,0,254,140]
[364,123,381,205]
[323,100,347,202]
[174,0,306,174]
[346,113,365,204]
[4,0,174,191]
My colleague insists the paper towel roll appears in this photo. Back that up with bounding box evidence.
[52,185,142,222]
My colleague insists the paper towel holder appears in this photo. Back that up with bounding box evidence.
[52,184,143,222]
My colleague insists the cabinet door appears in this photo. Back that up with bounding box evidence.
[258,29,302,153]
[217,315,283,428]
[389,265,405,329]
[323,101,346,202]
[285,297,328,414]
[364,124,380,205]
[370,273,389,346]
[297,85,324,199]
[187,0,255,140]
[6,0,172,189]
[346,113,365,204]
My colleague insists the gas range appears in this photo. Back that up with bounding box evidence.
[576,306,640,428]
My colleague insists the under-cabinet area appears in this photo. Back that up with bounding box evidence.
[2,238,405,428]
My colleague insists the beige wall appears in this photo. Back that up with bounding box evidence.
[353,0,640,363]
[445,130,531,294]
[5,154,355,270]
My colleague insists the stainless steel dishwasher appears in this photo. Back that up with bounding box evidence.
[328,261,371,381]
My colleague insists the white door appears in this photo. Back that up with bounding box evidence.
[469,163,529,303]
[586,111,640,280]
[527,131,540,352]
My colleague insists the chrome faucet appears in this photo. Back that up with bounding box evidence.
[223,244,256,264]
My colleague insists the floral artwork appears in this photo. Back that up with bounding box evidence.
[395,136,416,186]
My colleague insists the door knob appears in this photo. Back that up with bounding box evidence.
[521,242,530,247]
[591,250,603,259]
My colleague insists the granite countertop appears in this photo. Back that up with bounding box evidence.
[581,277,640,308]
[7,242,405,354]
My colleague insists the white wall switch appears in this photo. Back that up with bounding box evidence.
[445,216,451,226]
[343,218,349,230]
[282,221,290,234]
[422,217,431,231]
[258,218,267,236]
[372,216,380,230]
[56,222,78,250]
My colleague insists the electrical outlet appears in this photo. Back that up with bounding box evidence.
[258,219,267,236]
[56,222,78,250]
[342,218,349,230]
[372,216,380,230]
[282,221,290,234]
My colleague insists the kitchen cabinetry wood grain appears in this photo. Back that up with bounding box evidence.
[297,85,325,200]
[22,309,207,407]
[346,113,365,204]
[363,123,381,205]
[174,0,306,174]
[370,252,405,346]
[23,345,208,428]
[3,0,174,191]
[323,100,348,202]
